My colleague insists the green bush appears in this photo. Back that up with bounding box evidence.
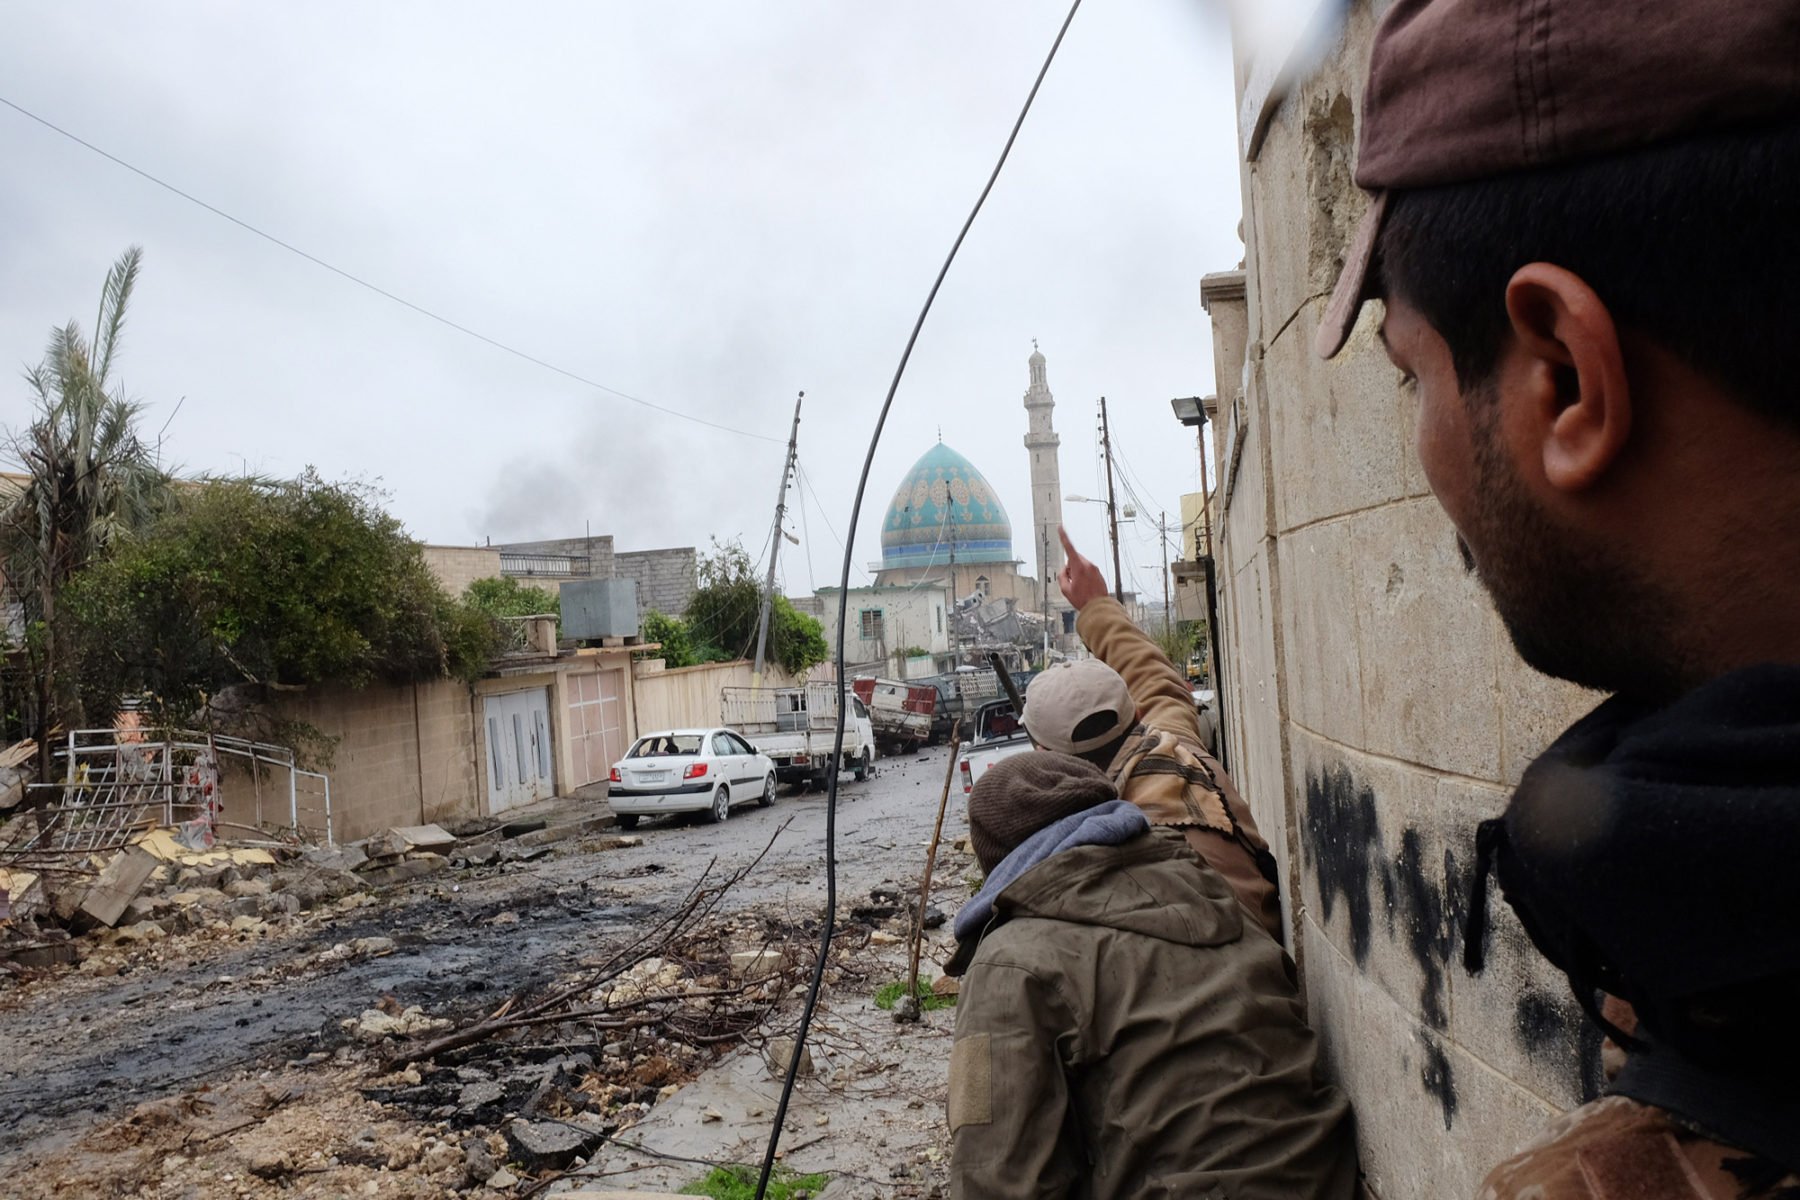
[684,1165,831,1200]
[684,540,827,674]
[639,609,701,668]
[874,979,956,1012]
[463,575,560,620]
[65,472,500,726]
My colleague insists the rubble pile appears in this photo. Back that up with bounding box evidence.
[344,907,871,1190]
[0,814,639,977]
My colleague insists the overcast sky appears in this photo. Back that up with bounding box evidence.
[0,2,1245,604]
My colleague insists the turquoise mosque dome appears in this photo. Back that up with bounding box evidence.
[880,442,1014,571]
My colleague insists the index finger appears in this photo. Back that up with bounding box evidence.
[1059,525,1080,560]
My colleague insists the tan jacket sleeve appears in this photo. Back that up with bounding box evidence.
[1075,597,1204,742]
[1074,596,1287,944]
[949,962,1082,1200]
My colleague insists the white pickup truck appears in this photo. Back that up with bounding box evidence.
[722,682,878,790]
[954,696,1034,796]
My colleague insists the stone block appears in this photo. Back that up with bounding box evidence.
[729,949,785,981]
[1275,526,1366,748]
[1262,307,1413,535]
[1495,644,1592,785]
[360,854,448,887]
[454,843,500,867]
[505,1119,602,1171]
[765,1037,814,1078]
[300,844,368,873]
[1348,498,1503,778]
[1302,924,1560,1200]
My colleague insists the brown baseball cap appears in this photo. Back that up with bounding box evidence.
[1314,0,1800,360]
[1022,659,1135,755]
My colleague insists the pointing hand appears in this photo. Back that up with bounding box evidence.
[1058,526,1109,611]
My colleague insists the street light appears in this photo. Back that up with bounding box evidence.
[1063,495,1132,601]
[1168,394,1227,769]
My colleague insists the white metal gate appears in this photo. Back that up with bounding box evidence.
[483,688,555,812]
[566,668,625,789]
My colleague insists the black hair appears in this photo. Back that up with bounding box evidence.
[1375,117,1800,430]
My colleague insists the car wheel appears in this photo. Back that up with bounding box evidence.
[758,773,776,808]
[615,813,640,831]
[854,749,871,782]
[708,784,730,824]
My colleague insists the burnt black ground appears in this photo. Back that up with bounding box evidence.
[0,745,959,1165]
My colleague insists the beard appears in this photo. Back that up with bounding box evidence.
[1463,411,1690,700]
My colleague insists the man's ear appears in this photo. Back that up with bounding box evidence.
[1504,263,1633,491]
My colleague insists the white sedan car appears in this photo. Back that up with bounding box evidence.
[606,727,776,830]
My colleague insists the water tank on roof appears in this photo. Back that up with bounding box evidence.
[560,578,640,640]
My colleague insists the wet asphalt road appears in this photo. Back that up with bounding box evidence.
[0,745,961,1162]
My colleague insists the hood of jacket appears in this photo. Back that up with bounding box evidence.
[946,815,1242,976]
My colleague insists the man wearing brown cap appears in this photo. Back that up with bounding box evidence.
[944,752,1356,1199]
[1314,0,1800,1193]
[1028,527,1286,944]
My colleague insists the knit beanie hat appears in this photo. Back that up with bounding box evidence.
[967,751,1120,874]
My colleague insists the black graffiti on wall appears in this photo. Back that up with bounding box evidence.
[1302,761,1606,1124]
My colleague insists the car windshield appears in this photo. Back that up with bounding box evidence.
[629,734,704,758]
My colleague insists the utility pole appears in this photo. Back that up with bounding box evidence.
[1099,396,1125,603]
[1042,526,1052,666]
[1159,510,1172,636]
[753,392,803,678]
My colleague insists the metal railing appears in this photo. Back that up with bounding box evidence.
[499,552,591,578]
[0,730,332,860]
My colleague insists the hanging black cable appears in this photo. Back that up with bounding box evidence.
[751,1,1085,1194]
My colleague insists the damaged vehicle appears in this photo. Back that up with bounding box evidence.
[605,728,776,830]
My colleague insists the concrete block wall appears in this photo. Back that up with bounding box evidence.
[1205,4,1604,1195]
[614,547,698,619]
[422,545,504,598]
[272,678,480,843]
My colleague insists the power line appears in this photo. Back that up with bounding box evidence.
[754,0,1085,1191]
[0,94,782,445]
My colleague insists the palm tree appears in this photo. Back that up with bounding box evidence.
[1,247,170,781]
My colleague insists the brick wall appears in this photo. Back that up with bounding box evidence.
[1205,6,1600,1196]
[614,547,698,619]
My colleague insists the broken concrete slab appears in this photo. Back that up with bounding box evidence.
[729,949,785,980]
[499,819,547,839]
[504,1118,604,1171]
[360,854,448,888]
[301,844,368,873]
[390,824,457,852]
[507,815,613,849]
[452,844,500,867]
[497,842,551,863]
[79,846,159,929]
[345,1005,451,1043]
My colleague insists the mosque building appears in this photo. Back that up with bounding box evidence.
[806,346,1075,675]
